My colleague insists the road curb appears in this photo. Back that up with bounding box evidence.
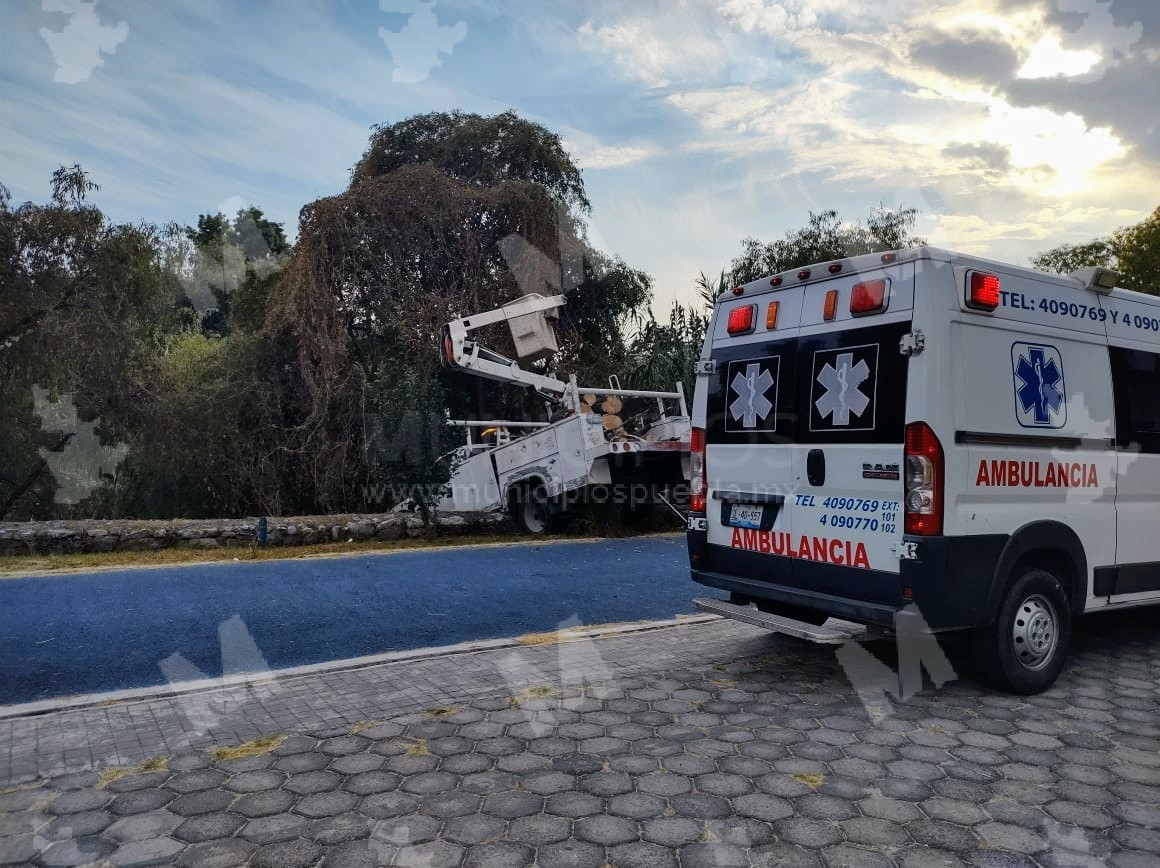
[0,613,722,721]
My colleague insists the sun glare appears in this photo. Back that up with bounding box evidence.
[1017,34,1102,79]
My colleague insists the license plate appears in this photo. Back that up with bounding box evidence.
[728,504,763,529]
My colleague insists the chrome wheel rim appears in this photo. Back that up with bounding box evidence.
[1012,593,1059,671]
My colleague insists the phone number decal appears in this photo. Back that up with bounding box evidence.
[796,495,900,534]
[820,514,879,531]
[1000,291,1160,333]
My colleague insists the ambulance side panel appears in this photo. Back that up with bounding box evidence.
[1099,290,1160,606]
[938,261,1116,614]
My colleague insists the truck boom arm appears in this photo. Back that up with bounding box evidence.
[441,294,569,396]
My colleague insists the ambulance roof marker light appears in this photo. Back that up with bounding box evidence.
[798,269,811,281]
[828,262,843,274]
[769,276,783,287]
[881,252,898,265]
[731,285,744,296]
[966,271,1001,312]
[823,289,838,321]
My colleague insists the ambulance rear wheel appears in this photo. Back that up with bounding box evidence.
[980,567,1071,694]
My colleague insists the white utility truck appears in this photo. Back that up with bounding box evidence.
[437,293,691,533]
[687,247,1159,693]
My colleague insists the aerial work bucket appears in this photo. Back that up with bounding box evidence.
[505,293,559,363]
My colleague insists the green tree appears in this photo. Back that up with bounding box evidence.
[263,110,654,514]
[0,166,184,519]
[182,206,290,337]
[1032,207,1160,295]
[1030,239,1116,276]
[1112,207,1160,294]
[624,302,708,404]
[725,206,926,287]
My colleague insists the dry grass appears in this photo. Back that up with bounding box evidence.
[515,618,657,647]
[404,738,431,756]
[0,783,37,796]
[0,533,533,578]
[209,735,285,762]
[515,631,562,646]
[793,772,825,790]
[97,756,169,788]
[507,685,561,708]
[349,720,380,734]
[426,706,464,719]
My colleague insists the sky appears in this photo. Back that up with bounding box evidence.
[2,0,1158,314]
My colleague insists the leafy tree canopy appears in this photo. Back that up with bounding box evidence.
[726,206,925,286]
[0,165,185,519]
[263,111,652,511]
[1032,206,1160,294]
[353,110,590,216]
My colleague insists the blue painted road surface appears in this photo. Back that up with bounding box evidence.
[0,537,698,706]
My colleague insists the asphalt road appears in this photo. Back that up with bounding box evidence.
[0,536,699,706]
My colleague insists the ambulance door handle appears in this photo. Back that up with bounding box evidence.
[807,449,826,486]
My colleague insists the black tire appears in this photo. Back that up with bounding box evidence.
[513,484,557,535]
[979,567,1071,694]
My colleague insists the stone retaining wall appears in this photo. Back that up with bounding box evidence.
[0,511,509,557]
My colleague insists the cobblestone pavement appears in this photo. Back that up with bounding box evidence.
[2,614,1160,867]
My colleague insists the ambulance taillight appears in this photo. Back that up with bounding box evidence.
[727,305,756,335]
[690,427,706,513]
[850,279,888,315]
[904,422,943,536]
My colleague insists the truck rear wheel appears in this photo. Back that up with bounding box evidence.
[513,484,557,535]
[979,567,1071,694]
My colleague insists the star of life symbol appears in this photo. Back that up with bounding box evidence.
[816,352,871,426]
[1013,343,1065,427]
[729,362,774,428]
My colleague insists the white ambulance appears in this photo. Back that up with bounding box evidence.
[686,247,1160,693]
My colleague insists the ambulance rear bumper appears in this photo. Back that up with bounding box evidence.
[690,568,901,628]
[688,529,1010,631]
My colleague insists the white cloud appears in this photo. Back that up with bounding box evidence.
[3,0,1155,311]
[577,20,694,89]
[651,0,1137,200]
[716,0,816,36]
[568,143,655,170]
[1017,34,1102,79]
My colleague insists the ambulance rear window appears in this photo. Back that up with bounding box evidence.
[705,321,910,445]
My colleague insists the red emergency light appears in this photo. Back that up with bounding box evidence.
[968,272,1001,311]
